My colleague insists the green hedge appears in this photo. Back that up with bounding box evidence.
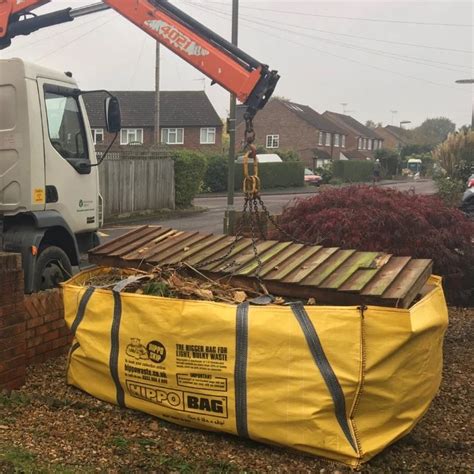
[173,150,207,207]
[235,162,305,190]
[332,160,374,183]
[204,155,228,193]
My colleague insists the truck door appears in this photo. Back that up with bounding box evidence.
[37,79,99,235]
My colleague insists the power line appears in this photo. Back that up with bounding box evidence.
[34,17,116,61]
[190,1,474,28]
[184,1,463,92]
[192,3,471,73]
[3,13,110,55]
[184,1,473,54]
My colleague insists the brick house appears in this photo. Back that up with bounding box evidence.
[323,111,384,158]
[375,125,411,151]
[236,99,348,168]
[84,91,223,152]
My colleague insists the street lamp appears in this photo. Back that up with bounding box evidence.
[455,79,474,129]
[390,110,398,125]
[400,121,411,129]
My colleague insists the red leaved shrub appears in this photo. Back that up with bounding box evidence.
[271,185,474,306]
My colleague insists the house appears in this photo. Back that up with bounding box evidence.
[83,90,223,151]
[235,99,349,168]
[375,125,411,151]
[323,111,384,158]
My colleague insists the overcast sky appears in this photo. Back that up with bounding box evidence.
[1,0,473,128]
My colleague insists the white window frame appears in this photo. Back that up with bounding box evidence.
[325,132,331,147]
[120,128,144,145]
[318,131,323,146]
[91,128,104,145]
[341,135,346,148]
[358,138,362,150]
[368,139,372,150]
[161,128,184,145]
[200,127,216,145]
[266,134,280,149]
[334,134,340,147]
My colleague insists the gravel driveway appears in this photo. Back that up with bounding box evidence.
[0,307,472,473]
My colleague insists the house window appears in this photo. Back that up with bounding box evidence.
[120,128,144,145]
[368,139,372,150]
[92,128,104,145]
[358,138,363,150]
[379,140,383,149]
[341,135,346,148]
[200,127,216,144]
[266,134,280,149]
[325,132,331,147]
[161,128,184,145]
[363,138,367,150]
[334,134,340,147]
[318,131,323,146]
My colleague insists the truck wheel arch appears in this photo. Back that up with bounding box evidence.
[3,211,80,293]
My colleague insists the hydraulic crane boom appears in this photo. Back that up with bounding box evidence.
[0,0,279,115]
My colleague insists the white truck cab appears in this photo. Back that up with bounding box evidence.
[0,58,120,292]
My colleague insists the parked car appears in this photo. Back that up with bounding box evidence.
[460,173,474,218]
[304,168,322,186]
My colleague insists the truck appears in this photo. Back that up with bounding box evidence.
[0,0,279,292]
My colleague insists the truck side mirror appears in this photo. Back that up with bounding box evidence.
[105,97,121,134]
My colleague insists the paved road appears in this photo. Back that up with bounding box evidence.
[100,180,437,242]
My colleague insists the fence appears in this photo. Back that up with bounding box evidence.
[97,151,175,220]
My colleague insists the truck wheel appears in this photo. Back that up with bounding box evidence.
[33,246,73,292]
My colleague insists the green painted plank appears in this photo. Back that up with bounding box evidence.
[267,246,324,281]
[237,241,293,276]
[302,250,356,287]
[199,240,254,271]
[258,244,305,278]
[283,247,337,283]
[319,252,380,289]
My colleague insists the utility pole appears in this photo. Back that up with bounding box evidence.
[455,79,474,129]
[225,0,239,234]
[390,110,398,126]
[154,43,161,145]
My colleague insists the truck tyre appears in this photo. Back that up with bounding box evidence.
[33,246,73,292]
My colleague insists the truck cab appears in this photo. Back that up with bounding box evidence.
[0,58,118,292]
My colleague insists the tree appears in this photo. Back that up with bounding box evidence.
[365,120,382,129]
[411,117,456,146]
[432,129,474,181]
[276,149,301,162]
[374,148,400,177]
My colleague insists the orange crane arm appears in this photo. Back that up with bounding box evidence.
[0,0,279,115]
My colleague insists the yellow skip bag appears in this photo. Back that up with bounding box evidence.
[62,268,448,467]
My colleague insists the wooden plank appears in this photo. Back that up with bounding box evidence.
[199,239,255,271]
[185,236,239,266]
[149,233,213,265]
[91,225,155,254]
[258,244,305,278]
[159,234,222,265]
[361,256,411,296]
[382,259,433,306]
[109,227,174,257]
[266,246,324,281]
[122,229,178,261]
[283,247,337,284]
[144,232,202,264]
[209,240,280,273]
[237,241,293,276]
[319,252,380,289]
[302,250,356,287]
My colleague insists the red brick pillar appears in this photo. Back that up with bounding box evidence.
[0,252,26,391]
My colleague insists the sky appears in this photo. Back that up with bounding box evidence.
[1,0,473,129]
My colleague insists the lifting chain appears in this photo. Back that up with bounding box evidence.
[198,111,317,288]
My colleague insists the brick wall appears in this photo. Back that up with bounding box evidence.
[99,126,224,153]
[0,253,26,391]
[0,253,71,391]
[236,100,336,167]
